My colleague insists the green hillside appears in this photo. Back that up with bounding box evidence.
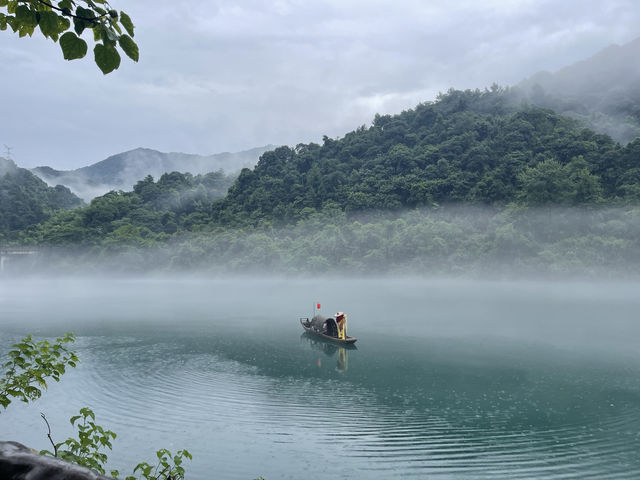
[10,88,640,276]
[212,88,634,225]
[0,157,83,239]
[27,170,234,246]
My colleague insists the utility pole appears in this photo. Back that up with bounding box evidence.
[3,144,13,160]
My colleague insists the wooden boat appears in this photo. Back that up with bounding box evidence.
[300,315,357,345]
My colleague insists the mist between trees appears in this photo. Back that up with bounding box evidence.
[6,205,640,279]
[4,89,640,279]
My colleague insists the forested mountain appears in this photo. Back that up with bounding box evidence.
[22,170,234,245]
[9,88,640,277]
[212,88,636,225]
[516,36,640,144]
[32,145,274,201]
[23,88,640,239]
[0,157,83,238]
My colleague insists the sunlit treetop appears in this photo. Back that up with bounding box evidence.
[0,0,137,74]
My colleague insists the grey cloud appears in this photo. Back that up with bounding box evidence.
[1,0,639,169]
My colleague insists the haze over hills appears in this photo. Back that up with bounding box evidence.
[0,157,83,237]
[516,36,640,144]
[9,86,640,273]
[3,35,640,275]
[2,76,640,274]
[0,156,19,176]
[31,145,275,201]
[24,36,640,203]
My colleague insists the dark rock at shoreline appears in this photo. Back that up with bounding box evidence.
[0,441,111,480]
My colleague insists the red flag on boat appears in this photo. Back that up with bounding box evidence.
[317,303,321,309]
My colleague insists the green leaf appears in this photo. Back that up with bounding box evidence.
[81,407,95,420]
[119,11,133,37]
[75,6,95,21]
[58,16,70,31]
[73,17,86,36]
[94,43,120,74]
[15,5,37,28]
[18,21,36,36]
[59,31,88,60]
[57,0,72,11]
[38,10,61,39]
[0,1,8,7]
[118,34,138,62]
[104,27,117,43]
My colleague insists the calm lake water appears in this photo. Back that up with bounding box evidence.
[1,276,640,479]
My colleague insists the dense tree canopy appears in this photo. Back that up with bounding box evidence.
[8,88,640,239]
[3,88,640,276]
[0,157,82,237]
[17,170,234,245]
[0,0,137,73]
[211,88,633,225]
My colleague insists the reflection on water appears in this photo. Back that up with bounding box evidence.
[1,277,640,479]
[301,333,356,371]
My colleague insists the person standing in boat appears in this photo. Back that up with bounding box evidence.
[335,312,347,340]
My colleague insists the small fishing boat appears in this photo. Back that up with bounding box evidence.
[300,314,357,344]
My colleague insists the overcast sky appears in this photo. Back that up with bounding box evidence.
[1,0,639,170]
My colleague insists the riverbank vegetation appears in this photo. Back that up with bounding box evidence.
[16,205,638,278]
[0,333,192,479]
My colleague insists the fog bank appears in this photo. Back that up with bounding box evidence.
[4,206,640,280]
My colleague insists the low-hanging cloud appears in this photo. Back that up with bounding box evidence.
[1,0,639,169]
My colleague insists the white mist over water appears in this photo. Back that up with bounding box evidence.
[2,275,635,349]
[1,276,640,479]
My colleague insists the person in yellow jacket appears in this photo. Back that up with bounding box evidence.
[335,312,347,340]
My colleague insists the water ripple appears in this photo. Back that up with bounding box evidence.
[51,335,640,479]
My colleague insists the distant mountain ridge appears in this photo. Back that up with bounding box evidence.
[27,37,640,203]
[32,145,276,201]
[15,88,640,278]
[516,36,640,143]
